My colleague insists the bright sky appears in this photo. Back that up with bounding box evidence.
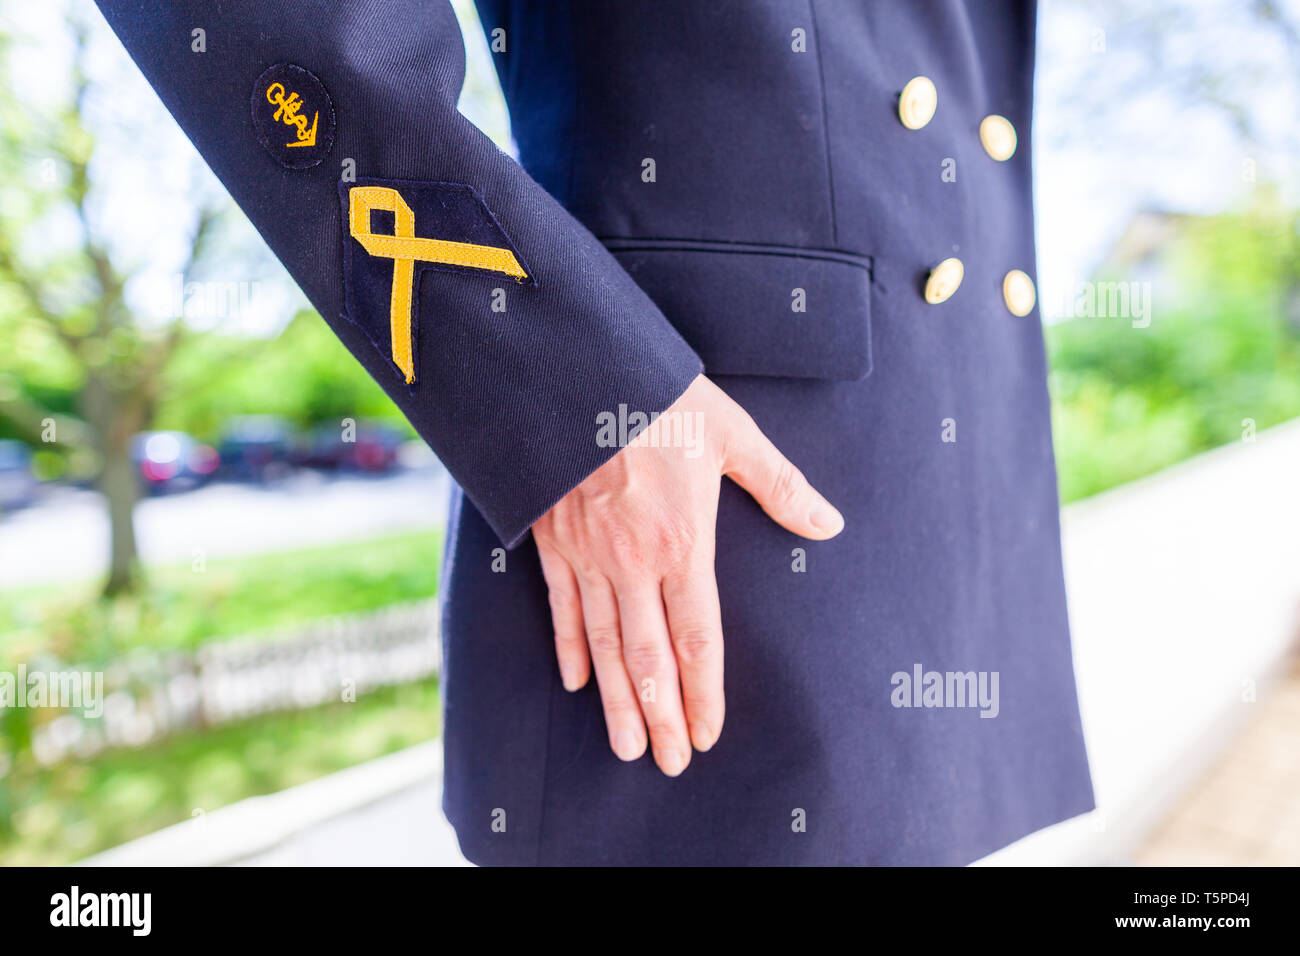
[1033,0,1300,318]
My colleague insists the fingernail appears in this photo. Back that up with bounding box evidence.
[691,722,714,752]
[558,661,579,692]
[613,729,641,761]
[659,748,688,777]
[809,499,844,535]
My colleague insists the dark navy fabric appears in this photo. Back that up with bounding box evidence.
[603,240,874,380]
[98,0,1096,866]
[96,0,702,548]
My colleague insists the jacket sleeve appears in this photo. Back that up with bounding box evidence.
[95,0,703,547]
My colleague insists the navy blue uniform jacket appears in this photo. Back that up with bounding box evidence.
[97,0,1095,865]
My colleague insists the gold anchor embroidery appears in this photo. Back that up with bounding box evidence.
[348,185,529,384]
[265,81,318,148]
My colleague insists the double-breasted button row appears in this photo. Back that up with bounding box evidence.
[899,75,1033,315]
[925,263,1037,315]
[897,75,1017,161]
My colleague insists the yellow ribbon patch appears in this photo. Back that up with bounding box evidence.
[348,185,529,384]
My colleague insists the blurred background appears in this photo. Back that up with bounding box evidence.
[1,0,1298,866]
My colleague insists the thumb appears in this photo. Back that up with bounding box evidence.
[721,411,845,540]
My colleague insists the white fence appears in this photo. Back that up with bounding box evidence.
[30,599,440,766]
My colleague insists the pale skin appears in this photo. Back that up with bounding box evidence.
[532,373,845,777]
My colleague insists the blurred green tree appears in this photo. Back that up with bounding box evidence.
[1049,195,1300,500]
[153,310,411,443]
[0,19,218,595]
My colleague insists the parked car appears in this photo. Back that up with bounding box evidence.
[290,425,346,472]
[131,431,219,494]
[217,416,294,482]
[293,423,406,474]
[0,440,38,511]
[348,424,406,473]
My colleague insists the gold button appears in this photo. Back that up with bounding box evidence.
[898,76,937,130]
[1002,269,1036,316]
[924,257,964,304]
[979,114,1017,161]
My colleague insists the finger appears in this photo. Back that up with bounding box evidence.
[536,542,590,691]
[575,572,646,762]
[662,556,725,753]
[615,582,691,777]
[722,411,844,539]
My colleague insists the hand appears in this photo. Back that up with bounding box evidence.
[532,374,844,776]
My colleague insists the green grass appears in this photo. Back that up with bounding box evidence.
[0,678,439,866]
[0,529,444,864]
[0,528,444,665]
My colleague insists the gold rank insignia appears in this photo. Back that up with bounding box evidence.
[341,180,534,385]
[251,63,335,169]
[265,82,318,148]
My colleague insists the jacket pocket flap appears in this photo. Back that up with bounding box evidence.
[605,239,873,381]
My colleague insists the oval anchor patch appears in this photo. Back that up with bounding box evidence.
[251,63,335,169]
